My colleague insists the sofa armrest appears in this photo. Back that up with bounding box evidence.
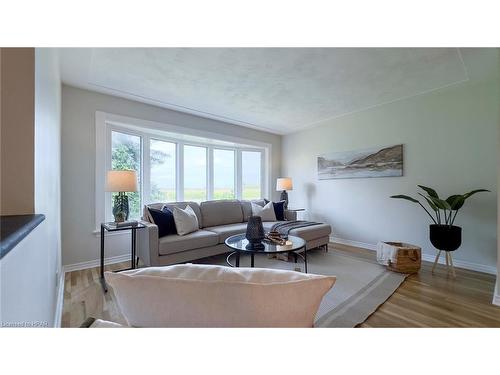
[137,220,159,267]
[285,210,297,221]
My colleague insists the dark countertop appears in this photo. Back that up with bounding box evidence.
[0,214,45,259]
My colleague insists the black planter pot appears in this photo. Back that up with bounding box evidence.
[429,224,462,252]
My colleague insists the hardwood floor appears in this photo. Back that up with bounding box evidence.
[61,244,500,328]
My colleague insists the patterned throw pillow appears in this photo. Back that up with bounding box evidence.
[147,207,177,237]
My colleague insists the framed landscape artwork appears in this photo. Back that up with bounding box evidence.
[317,144,403,180]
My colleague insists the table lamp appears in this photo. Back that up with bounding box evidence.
[276,177,293,209]
[105,170,138,222]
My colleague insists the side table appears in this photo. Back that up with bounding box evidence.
[287,208,305,220]
[100,222,146,293]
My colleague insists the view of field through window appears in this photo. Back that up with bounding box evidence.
[184,145,207,202]
[150,139,176,202]
[242,151,261,199]
[110,130,264,215]
[214,149,235,199]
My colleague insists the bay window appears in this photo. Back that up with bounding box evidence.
[98,113,270,224]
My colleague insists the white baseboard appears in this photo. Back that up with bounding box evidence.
[330,236,377,251]
[330,236,497,275]
[493,285,500,306]
[54,270,65,327]
[62,254,132,273]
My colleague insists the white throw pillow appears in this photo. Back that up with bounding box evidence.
[251,201,277,221]
[106,264,336,328]
[172,205,199,235]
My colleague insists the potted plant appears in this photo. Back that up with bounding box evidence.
[390,185,489,252]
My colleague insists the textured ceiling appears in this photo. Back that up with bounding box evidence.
[60,48,469,134]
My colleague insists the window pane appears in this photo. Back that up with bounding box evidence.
[111,131,141,220]
[183,145,207,202]
[150,139,176,202]
[213,149,235,199]
[242,151,261,199]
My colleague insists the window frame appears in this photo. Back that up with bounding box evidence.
[95,111,271,231]
[182,143,209,202]
[149,137,177,204]
[213,147,237,200]
[240,149,264,200]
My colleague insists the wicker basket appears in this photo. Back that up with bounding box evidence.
[384,242,421,274]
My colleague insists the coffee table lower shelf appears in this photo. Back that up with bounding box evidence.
[224,233,308,273]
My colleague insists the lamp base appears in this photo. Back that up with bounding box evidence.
[112,192,129,222]
[280,190,288,209]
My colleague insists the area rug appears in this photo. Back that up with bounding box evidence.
[196,248,407,327]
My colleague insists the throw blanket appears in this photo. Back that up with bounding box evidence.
[271,220,321,236]
[376,242,398,266]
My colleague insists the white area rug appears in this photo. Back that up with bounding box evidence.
[196,248,407,327]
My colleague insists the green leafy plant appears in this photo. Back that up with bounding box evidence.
[390,185,489,226]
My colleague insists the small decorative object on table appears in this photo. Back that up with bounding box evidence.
[377,242,421,274]
[265,230,287,245]
[110,220,138,229]
[245,216,265,250]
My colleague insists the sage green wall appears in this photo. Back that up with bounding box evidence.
[282,49,499,273]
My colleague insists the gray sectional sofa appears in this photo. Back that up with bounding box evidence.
[137,199,331,267]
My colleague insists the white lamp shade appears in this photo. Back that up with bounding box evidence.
[105,170,138,192]
[276,177,293,191]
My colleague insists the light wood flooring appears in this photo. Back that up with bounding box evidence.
[61,244,500,328]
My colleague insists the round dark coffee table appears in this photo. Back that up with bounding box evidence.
[224,233,308,273]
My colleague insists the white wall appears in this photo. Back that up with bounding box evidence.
[61,85,282,267]
[0,48,62,326]
[282,49,499,273]
[34,48,62,324]
[1,222,54,326]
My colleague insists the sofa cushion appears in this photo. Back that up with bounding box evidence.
[239,199,267,221]
[262,222,331,242]
[147,207,177,237]
[289,223,331,241]
[89,319,126,328]
[145,202,203,228]
[241,200,252,221]
[172,205,199,236]
[105,264,336,327]
[251,201,277,221]
[262,221,286,231]
[264,199,286,221]
[204,223,248,243]
[158,230,219,255]
[200,200,243,228]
